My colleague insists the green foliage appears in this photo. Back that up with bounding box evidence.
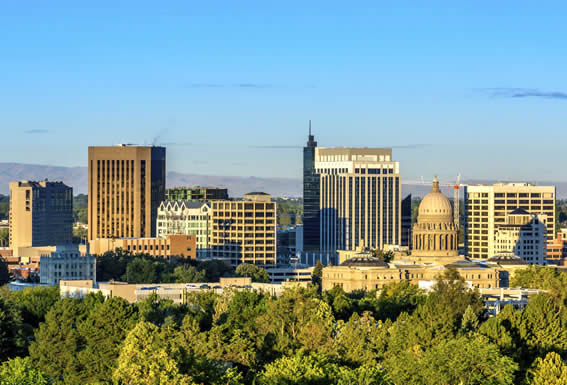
[311,260,324,287]
[335,312,389,366]
[384,335,518,385]
[174,264,206,283]
[370,249,394,263]
[72,225,87,244]
[526,351,567,385]
[0,194,9,221]
[123,257,160,283]
[259,286,335,356]
[0,257,9,286]
[72,194,88,223]
[236,264,270,283]
[257,352,388,385]
[373,281,425,321]
[197,259,235,282]
[8,286,60,328]
[0,296,24,361]
[0,357,51,385]
[511,266,567,302]
[113,321,195,385]
[6,260,567,385]
[0,229,8,248]
[29,294,137,384]
[387,268,484,354]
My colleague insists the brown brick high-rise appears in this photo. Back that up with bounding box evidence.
[88,145,166,241]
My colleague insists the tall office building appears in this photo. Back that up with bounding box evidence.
[9,180,73,250]
[88,145,166,241]
[401,194,412,248]
[316,148,401,253]
[303,121,320,252]
[210,192,277,266]
[463,183,555,259]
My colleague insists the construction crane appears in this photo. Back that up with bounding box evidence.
[403,174,463,228]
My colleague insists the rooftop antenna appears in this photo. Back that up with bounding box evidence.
[309,120,312,136]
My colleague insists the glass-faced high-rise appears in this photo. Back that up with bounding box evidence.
[315,148,401,253]
[303,130,320,252]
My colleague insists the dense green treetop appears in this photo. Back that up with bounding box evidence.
[236,264,270,283]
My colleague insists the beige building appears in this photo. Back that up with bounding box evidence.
[88,145,166,241]
[463,183,555,259]
[210,192,277,266]
[493,209,547,265]
[89,234,196,259]
[322,177,527,293]
[156,201,211,258]
[9,180,73,250]
[315,147,401,253]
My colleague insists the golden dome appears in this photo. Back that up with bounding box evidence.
[418,176,453,221]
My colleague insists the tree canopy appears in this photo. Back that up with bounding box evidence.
[2,266,567,384]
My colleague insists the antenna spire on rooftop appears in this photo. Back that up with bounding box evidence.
[309,120,311,136]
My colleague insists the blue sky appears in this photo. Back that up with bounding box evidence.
[1,1,567,183]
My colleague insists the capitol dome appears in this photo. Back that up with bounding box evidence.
[411,176,459,259]
[418,176,453,222]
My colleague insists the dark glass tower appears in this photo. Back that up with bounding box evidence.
[303,121,320,252]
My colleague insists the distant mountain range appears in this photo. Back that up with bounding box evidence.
[1,163,566,199]
[0,163,302,197]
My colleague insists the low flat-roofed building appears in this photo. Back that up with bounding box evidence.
[266,265,314,283]
[90,234,196,259]
[60,278,309,303]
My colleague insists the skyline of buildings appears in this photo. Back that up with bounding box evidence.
[3,131,565,273]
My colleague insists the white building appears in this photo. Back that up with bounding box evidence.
[315,148,401,253]
[156,201,211,258]
[463,183,555,259]
[39,245,96,285]
[493,209,547,265]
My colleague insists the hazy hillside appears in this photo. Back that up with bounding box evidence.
[1,163,566,199]
[0,163,302,197]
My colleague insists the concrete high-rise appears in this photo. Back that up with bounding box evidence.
[88,145,166,241]
[463,183,555,259]
[316,147,401,253]
[9,180,73,250]
[210,192,277,266]
[302,122,320,252]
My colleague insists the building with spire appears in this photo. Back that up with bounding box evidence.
[302,121,320,252]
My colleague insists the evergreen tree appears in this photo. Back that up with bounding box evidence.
[526,351,567,385]
[0,357,51,385]
[113,322,194,385]
[0,296,23,361]
[311,260,324,287]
